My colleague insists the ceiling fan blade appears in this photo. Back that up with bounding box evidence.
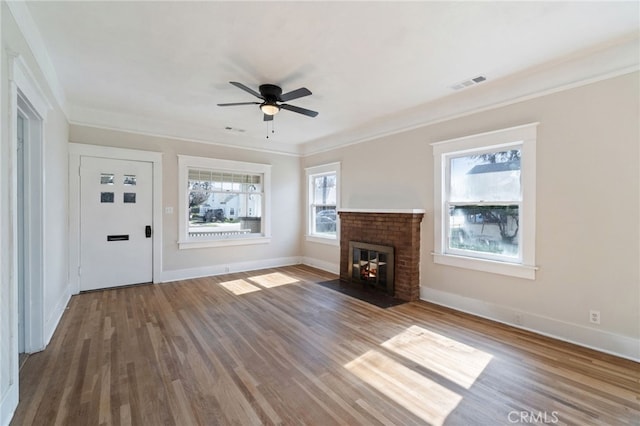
[263,114,273,122]
[229,81,264,99]
[279,87,312,102]
[217,102,261,106]
[280,103,319,118]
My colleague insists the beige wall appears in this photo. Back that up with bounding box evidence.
[302,72,640,359]
[42,107,69,338]
[69,126,303,278]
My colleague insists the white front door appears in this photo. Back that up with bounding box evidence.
[80,156,153,291]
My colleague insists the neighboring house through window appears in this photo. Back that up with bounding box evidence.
[178,155,271,248]
[432,123,538,279]
[306,162,340,244]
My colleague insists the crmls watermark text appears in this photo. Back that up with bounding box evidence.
[508,411,560,424]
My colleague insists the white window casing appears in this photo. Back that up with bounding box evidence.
[432,123,538,279]
[305,162,340,245]
[178,155,271,249]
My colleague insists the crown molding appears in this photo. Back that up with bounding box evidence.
[68,106,303,158]
[300,34,640,156]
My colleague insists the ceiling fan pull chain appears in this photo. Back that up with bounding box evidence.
[265,120,275,139]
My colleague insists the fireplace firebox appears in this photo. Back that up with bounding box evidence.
[348,241,395,295]
[338,209,424,301]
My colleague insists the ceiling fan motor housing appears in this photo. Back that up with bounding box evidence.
[259,84,283,102]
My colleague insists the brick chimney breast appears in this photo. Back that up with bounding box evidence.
[337,209,425,301]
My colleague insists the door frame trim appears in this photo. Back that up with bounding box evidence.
[69,144,163,294]
[8,53,50,355]
[2,50,51,424]
[16,96,45,354]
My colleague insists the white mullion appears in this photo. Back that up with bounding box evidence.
[449,201,520,207]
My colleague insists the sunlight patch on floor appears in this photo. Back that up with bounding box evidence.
[381,325,493,389]
[248,272,299,288]
[345,350,462,425]
[219,279,261,295]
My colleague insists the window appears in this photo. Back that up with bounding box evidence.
[432,123,538,279]
[178,155,271,248]
[306,162,340,244]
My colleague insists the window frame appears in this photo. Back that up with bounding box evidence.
[432,123,538,279]
[178,155,271,249]
[305,162,340,245]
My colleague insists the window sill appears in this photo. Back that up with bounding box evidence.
[305,235,339,246]
[432,252,537,280]
[179,236,271,250]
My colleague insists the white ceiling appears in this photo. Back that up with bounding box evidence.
[23,1,640,155]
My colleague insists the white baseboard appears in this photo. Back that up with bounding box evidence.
[160,256,302,283]
[43,286,72,349]
[421,287,640,362]
[0,384,18,426]
[300,257,339,275]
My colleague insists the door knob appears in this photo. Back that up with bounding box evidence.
[145,225,152,238]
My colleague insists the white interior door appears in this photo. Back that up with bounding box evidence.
[80,156,153,291]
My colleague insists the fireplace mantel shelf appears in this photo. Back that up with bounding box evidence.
[337,208,425,214]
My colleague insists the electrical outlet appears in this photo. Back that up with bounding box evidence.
[515,313,523,325]
[224,266,230,273]
[589,310,601,324]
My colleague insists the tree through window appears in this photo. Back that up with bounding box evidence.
[448,149,522,259]
[432,123,538,279]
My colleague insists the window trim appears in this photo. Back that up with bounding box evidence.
[305,162,340,245]
[432,123,538,279]
[178,155,271,249]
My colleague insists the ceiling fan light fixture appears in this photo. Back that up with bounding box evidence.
[260,102,280,116]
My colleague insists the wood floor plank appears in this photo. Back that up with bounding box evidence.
[11,265,640,425]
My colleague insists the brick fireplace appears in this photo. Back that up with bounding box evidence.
[338,209,425,301]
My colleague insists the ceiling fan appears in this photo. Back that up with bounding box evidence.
[218,81,319,121]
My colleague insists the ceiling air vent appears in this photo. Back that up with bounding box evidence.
[451,75,487,91]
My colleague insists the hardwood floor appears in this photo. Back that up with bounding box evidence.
[11,265,640,425]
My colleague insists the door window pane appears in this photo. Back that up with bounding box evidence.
[101,192,114,203]
[123,175,137,186]
[123,193,136,203]
[100,174,114,185]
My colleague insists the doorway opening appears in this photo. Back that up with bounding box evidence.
[16,90,45,357]
[17,109,26,367]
